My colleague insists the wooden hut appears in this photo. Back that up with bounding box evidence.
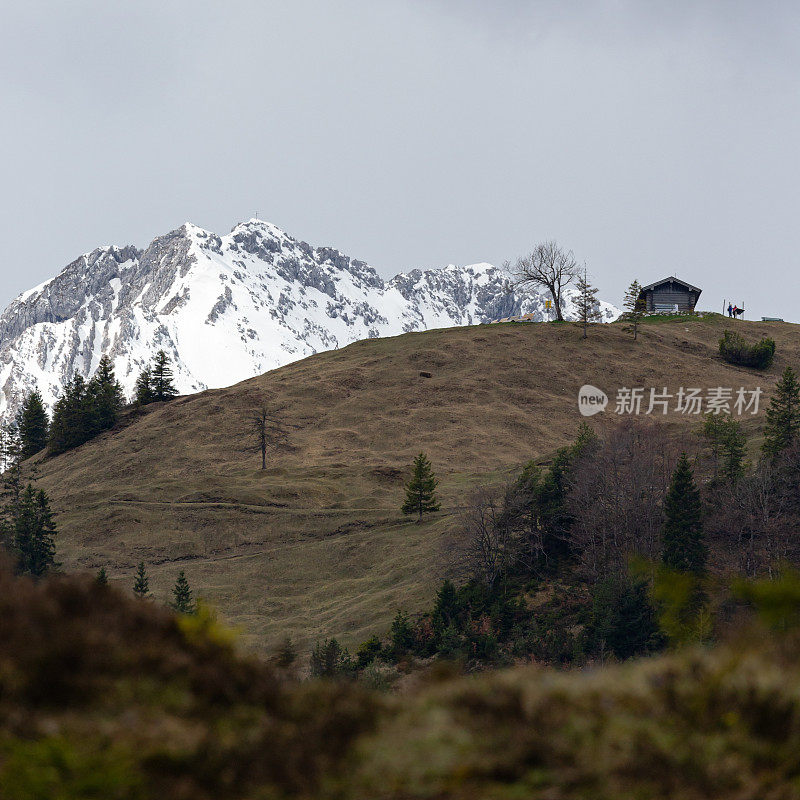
[638,277,702,313]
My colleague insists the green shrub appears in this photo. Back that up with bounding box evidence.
[355,636,384,669]
[719,329,776,369]
[0,738,143,800]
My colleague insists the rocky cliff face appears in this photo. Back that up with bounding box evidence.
[0,219,619,422]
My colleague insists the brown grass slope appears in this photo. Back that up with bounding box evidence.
[34,316,800,652]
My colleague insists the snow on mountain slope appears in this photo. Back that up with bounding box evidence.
[0,219,619,422]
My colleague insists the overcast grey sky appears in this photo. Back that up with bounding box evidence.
[2,1,799,319]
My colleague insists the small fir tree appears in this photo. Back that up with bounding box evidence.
[763,366,800,460]
[575,268,602,339]
[17,390,50,460]
[134,367,154,406]
[151,350,178,402]
[703,415,746,483]
[96,566,108,586]
[622,279,645,340]
[88,355,125,432]
[171,570,194,614]
[276,636,298,668]
[432,579,462,633]
[662,453,706,576]
[310,638,352,678]
[389,610,416,656]
[133,562,150,598]
[401,452,440,521]
[13,484,58,577]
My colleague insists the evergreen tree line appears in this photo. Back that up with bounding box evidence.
[10,350,179,460]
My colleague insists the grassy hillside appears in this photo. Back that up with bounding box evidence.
[33,315,800,652]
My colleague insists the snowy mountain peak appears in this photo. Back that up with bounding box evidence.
[0,220,619,423]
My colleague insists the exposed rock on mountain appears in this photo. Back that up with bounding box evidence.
[0,219,619,420]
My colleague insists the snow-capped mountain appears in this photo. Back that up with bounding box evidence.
[0,219,619,422]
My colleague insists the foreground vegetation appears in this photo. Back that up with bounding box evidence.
[5,557,800,799]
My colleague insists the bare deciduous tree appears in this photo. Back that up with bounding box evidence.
[711,462,792,578]
[249,402,290,470]
[507,241,580,322]
[567,420,690,579]
[458,486,514,590]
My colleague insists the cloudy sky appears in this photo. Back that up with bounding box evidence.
[2,0,798,319]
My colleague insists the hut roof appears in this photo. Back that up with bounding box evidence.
[640,276,702,295]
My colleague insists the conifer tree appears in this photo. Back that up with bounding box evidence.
[276,636,298,668]
[763,366,800,460]
[151,350,178,402]
[48,375,92,454]
[622,279,645,340]
[133,562,150,598]
[88,355,125,433]
[390,610,415,655]
[134,367,154,405]
[13,484,58,577]
[96,566,108,586]
[575,268,602,339]
[310,638,352,678]
[703,415,746,483]
[171,570,194,613]
[432,579,462,634]
[662,453,706,576]
[588,572,660,660]
[17,390,49,460]
[1,423,23,510]
[402,452,440,521]
[0,422,20,474]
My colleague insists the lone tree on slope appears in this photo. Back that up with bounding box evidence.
[662,453,706,576]
[151,350,179,402]
[171,570,194,614]
[402,452,440,522]
[622,280,646,340]
[17,390,49,460]
[507,241,580,322]
[762,366,800,461]
[575,267,602,339]
[133,562,150,598]
[248,402,290,470]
